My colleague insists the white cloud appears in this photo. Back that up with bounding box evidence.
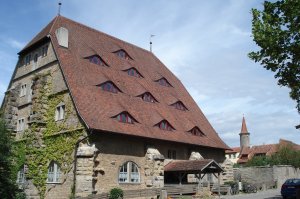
[6,38,25,49]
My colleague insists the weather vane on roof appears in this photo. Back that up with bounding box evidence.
[150,34,155,52]
[58,2,62,16]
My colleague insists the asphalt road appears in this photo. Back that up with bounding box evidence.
[220,189,282,199]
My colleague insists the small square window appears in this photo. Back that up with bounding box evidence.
[20,84,27,97]
[25,54,31,65]
[17,118,25,132]
[55,104,65,121]
[42,45,48,57]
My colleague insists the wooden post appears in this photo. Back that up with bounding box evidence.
[218,172,221,198]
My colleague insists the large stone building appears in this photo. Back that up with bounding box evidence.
[2,16,230,198]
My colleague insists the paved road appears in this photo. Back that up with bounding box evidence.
[220,189,282,199]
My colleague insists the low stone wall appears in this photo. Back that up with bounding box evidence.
[234,165,300,189]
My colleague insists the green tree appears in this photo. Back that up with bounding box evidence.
[0,115,17,198]
[249,0,300,112]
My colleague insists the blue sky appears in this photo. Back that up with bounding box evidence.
[0,0,299,147]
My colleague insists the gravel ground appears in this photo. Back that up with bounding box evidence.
[220,189,282,199]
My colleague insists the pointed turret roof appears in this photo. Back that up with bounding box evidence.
[240,116,249,134]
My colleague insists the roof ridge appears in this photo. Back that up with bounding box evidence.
[49,15,59,34]
[57,15,154,55]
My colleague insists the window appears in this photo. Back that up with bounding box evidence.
[171,101,188,111]
[156,120,175,131]
[55,104,65,121]
[88,55,107,66]
[25,54,31,65]
[17,118,25,132]
[139,92,157,103]
[33,53,38,63]
[157,78,172,87]
[42,45,48,57]
[167,150,176,159]
[20,84,27,97]
[114,49,132,60]
[115,112,137,124]
[99,81,120,93]
[118,162,140,183]
[188,126,205,137]
[207,173,213,182]
[47,162,61,183]
[126,68,142,78]
[17,165,26,184]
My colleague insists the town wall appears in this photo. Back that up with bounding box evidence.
[234,165,300,189]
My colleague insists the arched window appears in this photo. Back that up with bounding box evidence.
[88,55,107,66]
[47,161,61,183]
[114,49,132,60]
[17,165,26,184]
[156,77,172,87]
[118,161,140,183]
[171,101,188,111]
[156,120,175,131]
[125,68,142,78]
[115,112,137,124]
[139,92,157,103]
[99,81,120,93]
[188,126,205,137]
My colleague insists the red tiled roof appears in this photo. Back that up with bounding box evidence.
[240,116,248,134]
[22,16,229,150]
[225,147,240,154]
[164,159,223,172]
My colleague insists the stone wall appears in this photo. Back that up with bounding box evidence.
[220,159,234,183]
[234,165,300,189]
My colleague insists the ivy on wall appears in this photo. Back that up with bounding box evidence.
[12,72,85,198]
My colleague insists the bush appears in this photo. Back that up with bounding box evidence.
[109,188,123,199]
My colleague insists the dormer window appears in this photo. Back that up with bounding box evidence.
[139,92,157,103]
[157,78,172,87]
[126,68,142,78]
[156,120,175,131]
[171,101,188,111]
[188,126,205,137]
[114,49,132,60]
[99,81,120,93]
[87,55,107,66]
[114,112,137,124]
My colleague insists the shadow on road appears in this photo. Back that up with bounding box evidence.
[263,195,282,199]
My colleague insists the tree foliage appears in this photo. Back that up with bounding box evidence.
[245,145,300,167]
[0,115,17,198]
[249,0,300,112]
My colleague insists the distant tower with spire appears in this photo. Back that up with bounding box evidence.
[239,116,250,149]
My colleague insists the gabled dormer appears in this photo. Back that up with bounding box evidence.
[124,67,143,78]
[138,92,158,103]
[170,101,188,111]
[155,120,175,131]
[113,111,138,124]
[188,126,205,137]
[156,77,172,87]
[114,49,132,60]
[97,81,121,93]
[86,55,108,66]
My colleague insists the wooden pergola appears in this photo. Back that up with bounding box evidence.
[164,159,224,197]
